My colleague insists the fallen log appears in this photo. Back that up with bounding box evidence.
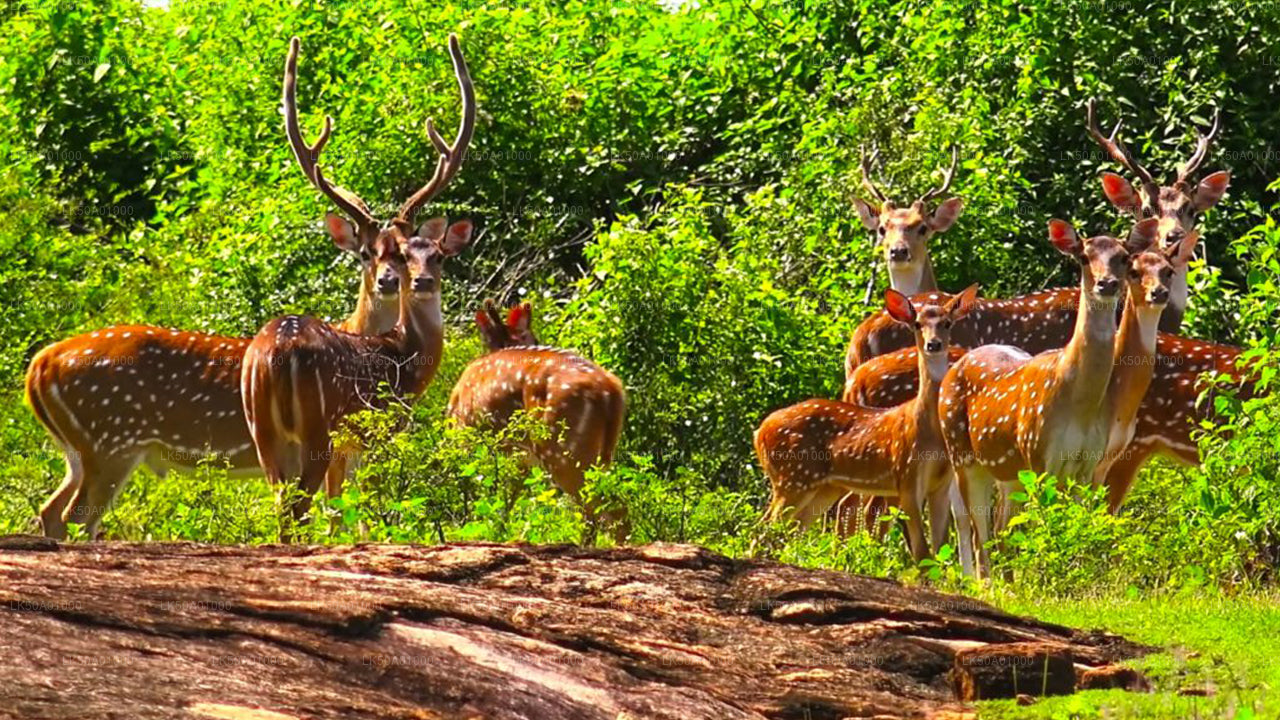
[0,538,1149,719]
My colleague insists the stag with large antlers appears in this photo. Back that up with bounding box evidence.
[23,37,422,540]
[851,145,964,297]
[448,301,628,536]
[241,35,475,537]
[1086,98,1229,333]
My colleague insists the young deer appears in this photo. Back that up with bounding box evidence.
[447,301,628,532]
[243,220,473,535]
[241,33,475,536]
[23,36,410,540]
[851,145,964,297]
[756,286,978,561]
[846,101,1227,373]
[939,218,1159,577]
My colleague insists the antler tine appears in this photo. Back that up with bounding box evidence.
[283,37,378,230]
[918,144,959,205]
[859,145,889,204]
[396,34,476,226]
[1085,98,1160,205]
[1178,106,1221,183]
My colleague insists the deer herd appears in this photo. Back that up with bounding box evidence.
[21,35,1258,577]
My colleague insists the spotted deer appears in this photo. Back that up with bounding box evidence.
[22,36,413,540]
[851,145,964,297]
[241,34,474,536]
[1086,99,1229,333]
[939,218,1160,577]
[447,301,628,533]
[244,220,473,536]
[756,286,978,561]
[846,100,1227,374]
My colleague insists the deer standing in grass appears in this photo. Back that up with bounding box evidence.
[939,218,1160,577]
[241,34,474,537]
[846,100,1227,374]
[757,286,978,561]
[448,301,628,534]
[23,37,412,540]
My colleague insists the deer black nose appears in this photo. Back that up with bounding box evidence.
[1166,228,1186,244]
[1095,277,1120,297]
[412,276,435,293]
[1150,286,1169,304]
[377,275,400,294]
[889,246,910,262]
[925,338,943,353]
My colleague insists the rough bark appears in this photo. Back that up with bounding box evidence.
[0,537,1149,719]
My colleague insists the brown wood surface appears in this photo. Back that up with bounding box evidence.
[0,537,1149,719]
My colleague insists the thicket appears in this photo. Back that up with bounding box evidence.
[0,0,1277,593]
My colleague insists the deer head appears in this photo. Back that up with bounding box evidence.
[285,35,475,300]
[1047,217,1160,305]
[474,300,538,351]
[1086,99,1229,253]
[851,145,963,294]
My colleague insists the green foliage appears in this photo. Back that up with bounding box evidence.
[0,0,1278,606]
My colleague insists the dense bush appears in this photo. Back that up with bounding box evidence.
[0,0,1277,594]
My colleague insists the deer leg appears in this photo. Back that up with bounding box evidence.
[927,478,954,557]
[64,454,141,540]
[900,481,927,562]
[1102,440,1176,513]
[949,479,975,576]
[39,444,87,540]
[959,466,995,579]
[798,486,848,532]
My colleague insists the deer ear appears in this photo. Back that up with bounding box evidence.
[946,283,980,320]
[852,198,880,232]
[417,217,448,241]
[325,212,359,253]
[507,302,533,333]
[1125,218,1160,254]
[1100,173,1141,213]
[439,220,474,257]
[1047,219,1081,256]
[475,309,491,330]
[884,289,916,325]
[1165,230,1199,267]
[1193,171,1230,211]
[929,197,964,233]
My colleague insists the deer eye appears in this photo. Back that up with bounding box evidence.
[877,226,887,237]
[941,320,952,330]
[917,223,930,234]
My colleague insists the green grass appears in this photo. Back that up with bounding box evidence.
[977,592,1280,719]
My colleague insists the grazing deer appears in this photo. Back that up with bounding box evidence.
[241,33,475,536]
[447,301,628,533]
[851,145,964,297]
[939,218,1159,577]
[756,286,978,561]
[846,101,1227,374]
[22,36,414,540]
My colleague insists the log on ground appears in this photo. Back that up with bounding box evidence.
[0,538,1150,719]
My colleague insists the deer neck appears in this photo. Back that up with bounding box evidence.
[337,274,397,335]
[1159,268,1189,333]
[391,290,444,396]
[1107,293,1162,423]
[889,257,937,295]
[911,347,947,443]
[1057,277,1119,410]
